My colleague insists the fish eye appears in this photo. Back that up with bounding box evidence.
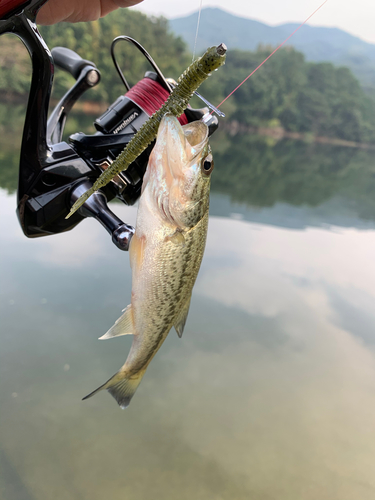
[202,154,214,175]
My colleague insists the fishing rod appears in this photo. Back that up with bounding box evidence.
[0,0,221,249]
[0,0,328,247]
[67,0,329,215]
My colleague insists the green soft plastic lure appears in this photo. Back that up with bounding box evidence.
[66,43,227,219]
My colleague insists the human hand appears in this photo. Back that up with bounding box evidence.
[36,0,144,25]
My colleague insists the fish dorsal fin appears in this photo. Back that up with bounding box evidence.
[174,297,191,338]
[99,305,134,340]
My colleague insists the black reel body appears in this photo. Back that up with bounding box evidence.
[70,70,218,208]
[0,2,220,250]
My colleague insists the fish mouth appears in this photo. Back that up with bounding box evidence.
[182,120,209,155]
[157,114,209,178]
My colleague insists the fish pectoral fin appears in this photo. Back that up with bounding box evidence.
[99,305,134,340]
[174,297,191,338]
[129,232,145,272]
[166,230,185,246]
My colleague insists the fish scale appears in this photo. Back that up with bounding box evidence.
[130,216,207,369]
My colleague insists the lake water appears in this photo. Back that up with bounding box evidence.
[1,105,375,500]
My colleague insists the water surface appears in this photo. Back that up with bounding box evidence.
[1,106,375,500]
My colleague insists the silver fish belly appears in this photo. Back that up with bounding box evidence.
[83,114,214,408]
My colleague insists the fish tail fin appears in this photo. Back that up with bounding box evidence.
[82,369,146,409]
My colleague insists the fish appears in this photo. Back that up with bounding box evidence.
[83,113,214,408]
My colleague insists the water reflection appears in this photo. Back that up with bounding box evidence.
[1,108,375,499]
[209,130,375,226]
[2,107,375,229]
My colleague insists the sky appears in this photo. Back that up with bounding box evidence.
[131,0,375,45]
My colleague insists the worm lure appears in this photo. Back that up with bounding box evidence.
[66,43,227,219]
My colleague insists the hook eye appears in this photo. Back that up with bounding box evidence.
[193,90,225,118]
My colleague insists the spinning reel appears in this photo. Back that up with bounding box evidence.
[0,0,220,250]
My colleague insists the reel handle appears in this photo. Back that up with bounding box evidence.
[70,181,135,251]
[52,47,97,80]
[48,48,100,145]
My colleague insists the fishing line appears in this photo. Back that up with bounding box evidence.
[215,0,328,110]
[126,78,189,125]
[192,0,203,61]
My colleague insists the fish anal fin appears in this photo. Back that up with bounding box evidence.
[174,296,191,338]
[82,369,145,409]
[99,304,134,340]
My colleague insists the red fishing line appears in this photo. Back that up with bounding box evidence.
[215,0,329,110]
[126,78,189,125]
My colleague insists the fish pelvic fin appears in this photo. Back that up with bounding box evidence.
[174,296,191,338]
[99,305,134,340]
[82,369,145,409]
[166,230,185,246]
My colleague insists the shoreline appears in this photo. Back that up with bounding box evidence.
[220,120,375,150]
[2,94,375,150]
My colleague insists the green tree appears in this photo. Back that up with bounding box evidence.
[39,10,190,104]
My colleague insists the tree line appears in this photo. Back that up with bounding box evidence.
[1,8,375,143]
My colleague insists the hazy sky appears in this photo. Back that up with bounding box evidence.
[131,0,375,45]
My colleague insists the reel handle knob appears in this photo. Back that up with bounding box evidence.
[70,181,134,251]
[51,47,97,80]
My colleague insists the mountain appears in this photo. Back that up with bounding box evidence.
[170,8,375,90]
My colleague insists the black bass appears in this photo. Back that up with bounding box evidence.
[83,114,214,408]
